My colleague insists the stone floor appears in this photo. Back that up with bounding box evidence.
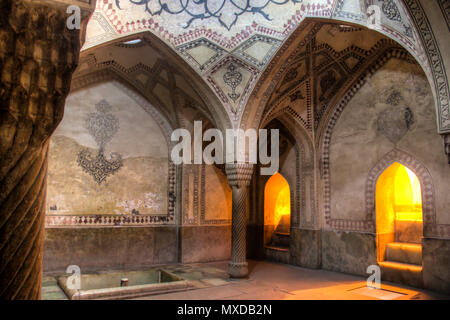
[42,260,450,300]
[135,260,450,300]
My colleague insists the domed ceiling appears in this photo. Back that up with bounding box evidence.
[82,0,427,127]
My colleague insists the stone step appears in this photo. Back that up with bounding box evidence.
[386,242,422,265]
[264,245,290,264]
[378,261,423,288]
[41,285,69,300]
[270,232,290,247]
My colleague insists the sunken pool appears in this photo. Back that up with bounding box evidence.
[58,269,193,300]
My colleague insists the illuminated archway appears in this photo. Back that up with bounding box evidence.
[264,172,291,238]
[375,162,423,261]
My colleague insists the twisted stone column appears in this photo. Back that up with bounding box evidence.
[0,0,94,299]
[225,163,254,278]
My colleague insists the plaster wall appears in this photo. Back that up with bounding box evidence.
[47,82,169,216]
[44,226,177,273]
[329,59,450,226]
[323,58,450,292]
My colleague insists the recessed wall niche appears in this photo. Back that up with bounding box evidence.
[46,82,170,224]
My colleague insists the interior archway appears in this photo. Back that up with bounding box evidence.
[264,172,291,260]
[376,162,424,281]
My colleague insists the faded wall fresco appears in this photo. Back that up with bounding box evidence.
[46,82,169,216]
[329,59,450,225]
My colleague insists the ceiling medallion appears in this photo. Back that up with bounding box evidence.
[115,0,302,30]
[223,63,243,104]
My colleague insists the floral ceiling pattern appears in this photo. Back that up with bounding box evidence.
[115,0,303,30]
[83,0,428,127]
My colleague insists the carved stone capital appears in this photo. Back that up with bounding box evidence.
[225,163,254,188]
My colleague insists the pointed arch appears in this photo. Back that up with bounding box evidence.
[264,172,291,233]
[80,31,233,132]
[266,113,317,230]
[70,70,174,147]
[366,149,435,236]
[241,11,448,138]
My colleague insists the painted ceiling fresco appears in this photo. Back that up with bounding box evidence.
[83,0,427,126]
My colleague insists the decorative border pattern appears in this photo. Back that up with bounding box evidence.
[258,29,411,135]
[95,0,332,50]
[113,0,304,31]
[437,0,450,31]
[262,79,313,132]
[87,0,450,135]
[232,34,282,70]
[182,164,200,225]
[332,0,366,22]
[83,12,118,50]
[277,113,317,229]
[403,0,450,132]
[45,213,173,227]
[46,72,177,227]
[320,48,421,232]
[176,38,227,72]
[246,21,322,130]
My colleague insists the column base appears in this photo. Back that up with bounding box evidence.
[229,261,248,278]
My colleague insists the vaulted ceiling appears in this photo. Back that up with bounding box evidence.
[81,0,429,129]
[249,21,418,137]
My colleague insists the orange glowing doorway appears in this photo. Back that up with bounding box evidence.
[375,162,423,262]
[264,172,291,245]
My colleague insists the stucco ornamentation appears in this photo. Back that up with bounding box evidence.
[377,105,414,144]
[386,90,402,105]
[381,0,402,22]
[85,100,120,149]
[77,100,123,184]
[223,63,243,103]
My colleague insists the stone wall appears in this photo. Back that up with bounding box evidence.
[422,238,450,293]
[46,82,169,216]
[323,58,450,292]
[44,226,177,272]
[44,82,233,271]
[329,59,449,226]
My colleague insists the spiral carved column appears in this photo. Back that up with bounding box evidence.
[226,163,254,278]
[0,0,94,299]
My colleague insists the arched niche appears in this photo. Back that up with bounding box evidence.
[46,81,173,225]
[264,172,291,237]
[376,161,423,262]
